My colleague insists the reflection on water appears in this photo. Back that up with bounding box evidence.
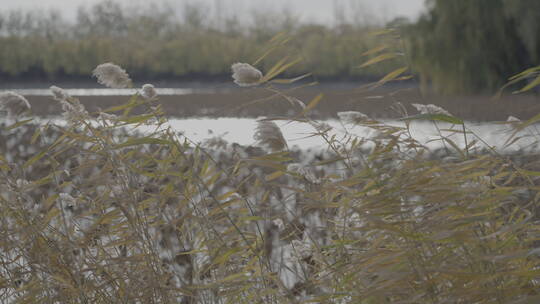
[27,116,539,151]
[11,88,222,96]
[141,118,537,152]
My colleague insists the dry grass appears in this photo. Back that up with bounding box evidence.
[2,92,540,304]
[1,42,540,304]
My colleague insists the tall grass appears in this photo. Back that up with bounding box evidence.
[1,35,540,304]
[0,1,399,81]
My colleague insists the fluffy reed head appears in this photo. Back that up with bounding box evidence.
[507,115,521,122]
[50,86,71,102]
[92,63,132,89]
[287,163,320,184]
[50,85,89,125]
[98,112,118,124]
[337,111,369,125]
[231,63,263,87]
[412,103,451,116]
[141,84,157,99]
[253,118,287,152]
[0,91,31,117]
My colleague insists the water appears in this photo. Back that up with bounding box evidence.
[6,84,537,152]
[134,118,538,152]
[32,116,535,152]
[11,88,223,96]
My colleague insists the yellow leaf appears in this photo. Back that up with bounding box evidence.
[378,67,408,84]
[265,171,285,182]
[517,75,540,93]
[360,53,398,68]
[301,93,324,115]
[362,45,389,56]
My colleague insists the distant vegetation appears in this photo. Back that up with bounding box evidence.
[1,59,540,302]
[2,2,540,298]
[0,1,399,82]
[0,0,539,94]
[407,0,540,94]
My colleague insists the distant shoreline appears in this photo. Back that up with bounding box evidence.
[0,76,393,90]
[18,85,540,122]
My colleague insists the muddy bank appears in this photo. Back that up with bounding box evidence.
[22,85,540,121]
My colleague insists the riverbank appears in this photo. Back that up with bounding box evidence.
[11,84,540,121]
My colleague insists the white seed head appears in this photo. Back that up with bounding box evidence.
[141,84,157,99]
[272,218,285,231]
[92,62,132,89]
[231,62,263,87]
[58,193,77,205]
[98,112,118,123]
[411,103,451,116]
[253,119,287,152]
[203,136,229,150]
[16,179,30,188]
[0,91,31,117]
[53,85,88,125]
[507,115,521,122]
[50,86,71,101]
[337,111,369,125]
[291,240,312,259]
[60,99,88,126]
[287,163,320,184]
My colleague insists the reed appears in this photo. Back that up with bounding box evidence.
[0,32,539,304]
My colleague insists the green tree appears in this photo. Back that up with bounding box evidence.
[408,0,539,94]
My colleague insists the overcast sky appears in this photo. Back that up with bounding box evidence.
[1,0,426,24]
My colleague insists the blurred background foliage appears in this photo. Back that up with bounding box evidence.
[407,0,540,94]
[0,0,539,95]
[0,1,395,82]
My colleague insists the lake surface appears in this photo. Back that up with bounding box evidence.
[5,83,540,121]
[162,118,537,152]
[34,116,536,152]
[11,87,222,96]
[4,84,540,152]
